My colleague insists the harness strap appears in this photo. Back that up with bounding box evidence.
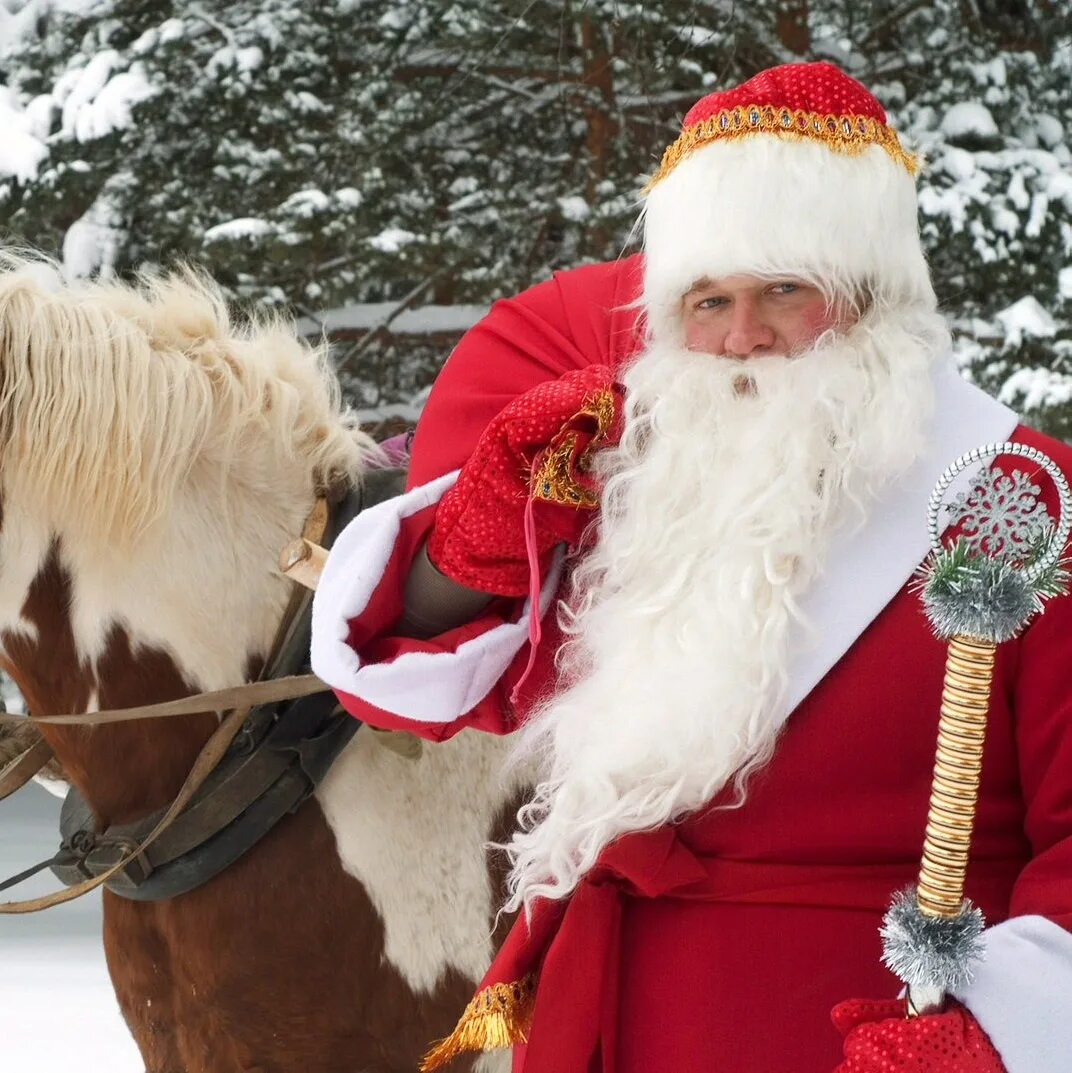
[0,495,336,913]
[0,703,250,914]
[51,689,353,900]
[0,738,54,802]
[0,674,329,728]
[0,473,403,910]
[0,855,57,894]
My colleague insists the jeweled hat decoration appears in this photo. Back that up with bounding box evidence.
[881,443,1071,1016]
[641,63,934,342]
[648,62,919,190]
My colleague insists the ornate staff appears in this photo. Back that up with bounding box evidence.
[880,442,1072,1015]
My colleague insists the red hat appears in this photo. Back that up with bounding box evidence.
[642,63,933,340]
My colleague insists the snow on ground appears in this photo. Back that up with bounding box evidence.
[5,940,143,1072]
[1,784,141,1072]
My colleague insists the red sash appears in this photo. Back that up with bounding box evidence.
[422,824,1021,1073]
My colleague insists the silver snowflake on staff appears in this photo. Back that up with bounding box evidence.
[945,465,1051,564]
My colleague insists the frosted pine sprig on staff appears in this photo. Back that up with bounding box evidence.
[918,532,1069,643]
[881,442,1071,1016]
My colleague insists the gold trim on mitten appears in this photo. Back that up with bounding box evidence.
[529,388,618,508]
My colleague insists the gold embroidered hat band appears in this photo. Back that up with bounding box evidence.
[648,62,919,189]
[649,102,919,190]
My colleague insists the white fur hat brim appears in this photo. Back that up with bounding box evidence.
[641,136,934,343]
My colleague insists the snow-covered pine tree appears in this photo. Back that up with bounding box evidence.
[1,0,1069,433]
[885,1,1072,439]
[0,0,373,310]
[801,0,1072,435]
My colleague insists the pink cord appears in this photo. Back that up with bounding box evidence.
[509,494,544,705]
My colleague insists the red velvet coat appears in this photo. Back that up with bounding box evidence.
[311,256,1072,1073]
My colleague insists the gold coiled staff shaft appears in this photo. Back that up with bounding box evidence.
[916,634,997,919]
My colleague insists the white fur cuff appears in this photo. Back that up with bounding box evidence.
[954,914,1072,1073]
[310,471,564,724]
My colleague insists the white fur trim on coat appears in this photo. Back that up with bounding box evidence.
[310,470,565,723]
[954,915,1072,1073]
[782,357,1018,721]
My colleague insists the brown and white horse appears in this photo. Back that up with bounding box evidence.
[0,256,520,1072]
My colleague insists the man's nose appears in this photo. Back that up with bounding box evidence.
[722,303,776,357]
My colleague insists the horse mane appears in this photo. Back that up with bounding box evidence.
[0,251,375,550]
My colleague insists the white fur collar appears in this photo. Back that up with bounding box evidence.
[782,356,1018,719]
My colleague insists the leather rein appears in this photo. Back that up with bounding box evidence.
[0,485,365,913]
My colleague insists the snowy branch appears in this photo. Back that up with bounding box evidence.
[333,269,447,377]
[185,4,238,50]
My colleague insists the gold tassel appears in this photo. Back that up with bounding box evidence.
[420,976,537,1072]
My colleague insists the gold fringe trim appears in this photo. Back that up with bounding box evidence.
[647,105,919,190]
[530,388,618,509]
[584,387,619,444]
[420,976,537,1072]
[531,430,593,507]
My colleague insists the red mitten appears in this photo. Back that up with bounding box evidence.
[831,998,1006,1073]
[428,365,623,596]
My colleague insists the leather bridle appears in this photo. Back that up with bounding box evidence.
[0,483,362,912]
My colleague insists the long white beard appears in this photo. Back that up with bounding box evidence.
[501,311,945,914]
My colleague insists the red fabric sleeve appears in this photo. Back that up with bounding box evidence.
[328,498,564,742]
[330,258,644,741]
[328,503,531,741]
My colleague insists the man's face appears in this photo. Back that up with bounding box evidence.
[681,275,855,358]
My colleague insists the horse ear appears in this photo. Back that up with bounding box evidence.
[316,471,355,505]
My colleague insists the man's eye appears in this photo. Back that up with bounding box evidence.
[697,297,726,310]
[772,282,800,295]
